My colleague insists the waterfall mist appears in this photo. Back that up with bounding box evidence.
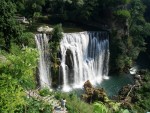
[59,31,109,91]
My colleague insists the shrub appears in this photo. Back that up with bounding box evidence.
[39,88,52,96]
[20,32,35,47]
[114,10,131,20]
[17,97,53,113]
[51,24,63,43]
[93,102,108,113]
[0,46,38,89]
[54,92,94,113]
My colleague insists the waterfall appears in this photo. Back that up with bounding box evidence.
[60,31,109,91]
[35,34,51,88]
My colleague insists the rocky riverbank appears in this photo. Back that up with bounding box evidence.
[117,69,148,109]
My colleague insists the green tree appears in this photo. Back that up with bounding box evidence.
[18,32,35,47]
[49,24,63,85]
[51,24,63,43]
[110,0,149,72]
[129,0,148,57]
[0,47,38,89]
[50,24,63,62]
[0,74,25,113]
[80,0,98,20]
[0,47,38,112]
[143,0,150,22]
[130,0,146,29]
[21,0,45,22]
[11,0,26,13]
[114,10,131,21]
[0,0,23,51]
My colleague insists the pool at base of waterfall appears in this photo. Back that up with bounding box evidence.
[65,73,134,97]
[98,74,134,96]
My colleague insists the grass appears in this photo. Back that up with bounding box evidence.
[54,91,94,113]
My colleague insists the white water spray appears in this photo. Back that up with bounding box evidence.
[35,34,51,88]
[60,31,110,91]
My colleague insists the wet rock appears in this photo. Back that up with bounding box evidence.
[37,26,53,33]
[84,80,93,89]
[118,75,143,104]
[65,49,74,84]
[118,84,137,103]
[82,80,108,103]
[85,87,94,95]
[65,49,74,69]
[134,75,141,80]
[118,85,130,96]
[134,74,143,87]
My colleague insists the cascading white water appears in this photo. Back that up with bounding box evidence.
[60,31,110,91]
[35,34,51,88]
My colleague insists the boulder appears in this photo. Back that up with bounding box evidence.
[134,75,141,80]
[118,85,130,96]
[84,80,93,89]
[37,26,53,33]
[65,49,74,69]
[85,87,94,95]
[82,80,108,103]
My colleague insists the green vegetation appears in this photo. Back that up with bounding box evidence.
[18,97,52,113]
[110,0,150,72]
[50,24,63,61]
[54,92,94,113]
[49,24,63,86]
[132,71,150,112]
[18,32,35,47]
[114,10,131,20]
[143,0,150,22]
[93,102,108,113]
[39,88,51,97]
[0,0,150,112]
[0,47,38,112]
[0,0,40,112]
[93,102,130,113]
[0,0,23,51]
[1,47,38,89]
[0,73,25,112]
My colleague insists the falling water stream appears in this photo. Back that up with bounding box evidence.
[35,31,135,96]
[35,34,51,88]
[59,31,109,91]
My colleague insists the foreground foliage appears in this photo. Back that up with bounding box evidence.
[0,73,25,112]
[17,97,52,113]
[0,47,38,112]
[93,102,108,113]
[132,71,150,112]
[54,91,94,113]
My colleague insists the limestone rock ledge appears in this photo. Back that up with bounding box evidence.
[81,80,108,103]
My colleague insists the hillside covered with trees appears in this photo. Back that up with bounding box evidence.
[0,0,150,113]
